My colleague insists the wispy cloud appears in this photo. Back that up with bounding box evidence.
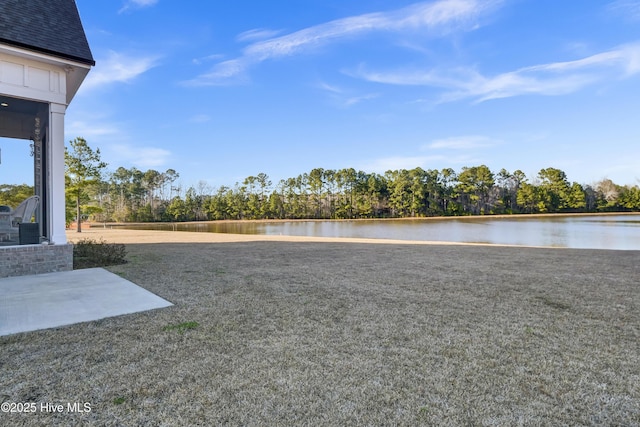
[426,135,498,149]
[356,42,640,102]
[318,82,379,107]
[184,0,501,86]
[357,153,478,173]
[318,82,343,94]
[81,51,160,91]
[607,0,640,21]
[242,0,490,60]
[191,54,224,66]
[344,93,380,106]
[186,59,249,86]
[119,0,159,14]
[189,114,212,123]
[66,120,119,139]
[109,144,172,168]
[236,28,284,43]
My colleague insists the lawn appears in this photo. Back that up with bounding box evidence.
[1,240,639,425]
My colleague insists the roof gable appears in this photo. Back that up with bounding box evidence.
[0,0,94,66]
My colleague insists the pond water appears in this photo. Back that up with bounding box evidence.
[115,214,640,250]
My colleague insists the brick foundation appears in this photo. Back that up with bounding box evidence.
[0,244,73,278]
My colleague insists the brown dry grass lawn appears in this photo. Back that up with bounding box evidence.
[1,229,639,425]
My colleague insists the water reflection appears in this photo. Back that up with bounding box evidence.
[114,214,640,250]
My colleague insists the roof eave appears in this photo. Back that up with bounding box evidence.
[0,38,95,66]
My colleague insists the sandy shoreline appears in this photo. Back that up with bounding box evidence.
[66,226,549,248]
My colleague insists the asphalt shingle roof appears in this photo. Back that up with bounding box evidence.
[0,0,94,66]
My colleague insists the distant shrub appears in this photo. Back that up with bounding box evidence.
[73,238,127,269]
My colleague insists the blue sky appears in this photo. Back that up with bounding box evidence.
[3,0,640,190]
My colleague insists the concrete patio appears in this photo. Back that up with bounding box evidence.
[0,268,172,336]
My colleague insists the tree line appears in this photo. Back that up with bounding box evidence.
[75,165,640,223]
[4,137,639,224]
[3,137,635,230]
